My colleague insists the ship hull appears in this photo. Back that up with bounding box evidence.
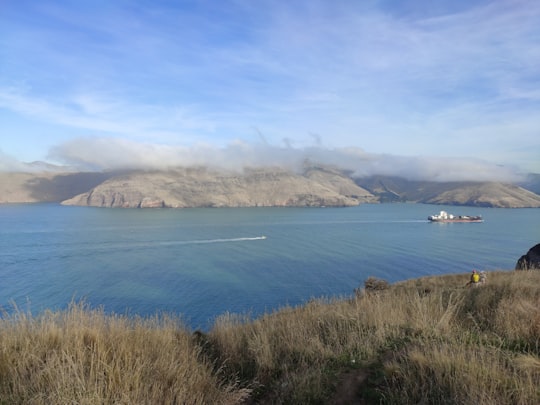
[427,210,483,222]
[428,218,483,223]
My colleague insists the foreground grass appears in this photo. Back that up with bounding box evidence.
[1,271,539,404]
[0,305,248,404]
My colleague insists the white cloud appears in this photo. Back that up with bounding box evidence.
[1,1,539,173]
[0,149,29,171]
[47,137,525,183]
[0,87,214,144]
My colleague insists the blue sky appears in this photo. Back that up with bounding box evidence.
[1,0,539,180]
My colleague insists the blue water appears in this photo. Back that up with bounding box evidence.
[0,204,538,330]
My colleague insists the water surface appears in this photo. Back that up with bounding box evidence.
[0,203,538,329]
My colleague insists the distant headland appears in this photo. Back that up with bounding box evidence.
[1,165,540,208]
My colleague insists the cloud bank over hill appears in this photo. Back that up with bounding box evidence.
[40,137,523,183]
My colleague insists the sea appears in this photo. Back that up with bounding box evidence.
[0,203,538,330]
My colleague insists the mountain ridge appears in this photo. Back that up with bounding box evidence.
[61,166,377,208]
[354,175,540,207]
[1,167,540,208]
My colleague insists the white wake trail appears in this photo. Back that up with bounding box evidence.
[159,236,267,246]
[81,236,268,253]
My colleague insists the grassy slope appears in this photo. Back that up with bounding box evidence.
[0,271,539,404]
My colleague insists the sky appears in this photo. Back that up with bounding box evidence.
[1,0,539,181]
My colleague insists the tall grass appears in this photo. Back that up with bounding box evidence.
[208,270,540,403]
[0,270,539,404]
[0,302,248,404]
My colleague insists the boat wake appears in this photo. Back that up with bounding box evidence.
[159,236,267,246]
[73,236,268,254]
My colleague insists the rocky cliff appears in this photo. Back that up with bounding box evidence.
[61,167,377,208]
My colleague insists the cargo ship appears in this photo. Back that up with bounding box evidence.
[428,210,483,223]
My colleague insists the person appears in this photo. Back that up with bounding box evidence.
[466,269,480,287]
[479,271,487,285]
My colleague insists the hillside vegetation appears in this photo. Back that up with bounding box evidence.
[0,271,539,404]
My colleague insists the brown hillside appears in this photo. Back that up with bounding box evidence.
[423,182,540,207]
[0,172,111,203]
[356,175,540,208]
[61,167,377,208]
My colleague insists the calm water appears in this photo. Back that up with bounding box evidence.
[0,203,538,330]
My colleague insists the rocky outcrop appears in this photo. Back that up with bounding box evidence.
[61,166,377,208]
[516,244,540,270]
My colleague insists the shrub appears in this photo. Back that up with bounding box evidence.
[364,276,390,292]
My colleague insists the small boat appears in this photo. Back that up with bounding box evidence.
[428,210,483,223]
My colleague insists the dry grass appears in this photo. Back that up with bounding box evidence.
[0,302,249,405]
[209,270,540,403]
[1,270,539,404]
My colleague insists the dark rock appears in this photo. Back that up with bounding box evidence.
[516,243,540,270]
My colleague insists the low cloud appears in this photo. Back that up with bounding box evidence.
[0,150,29,172]
[47,137,525,183]
[0,150,74,172]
